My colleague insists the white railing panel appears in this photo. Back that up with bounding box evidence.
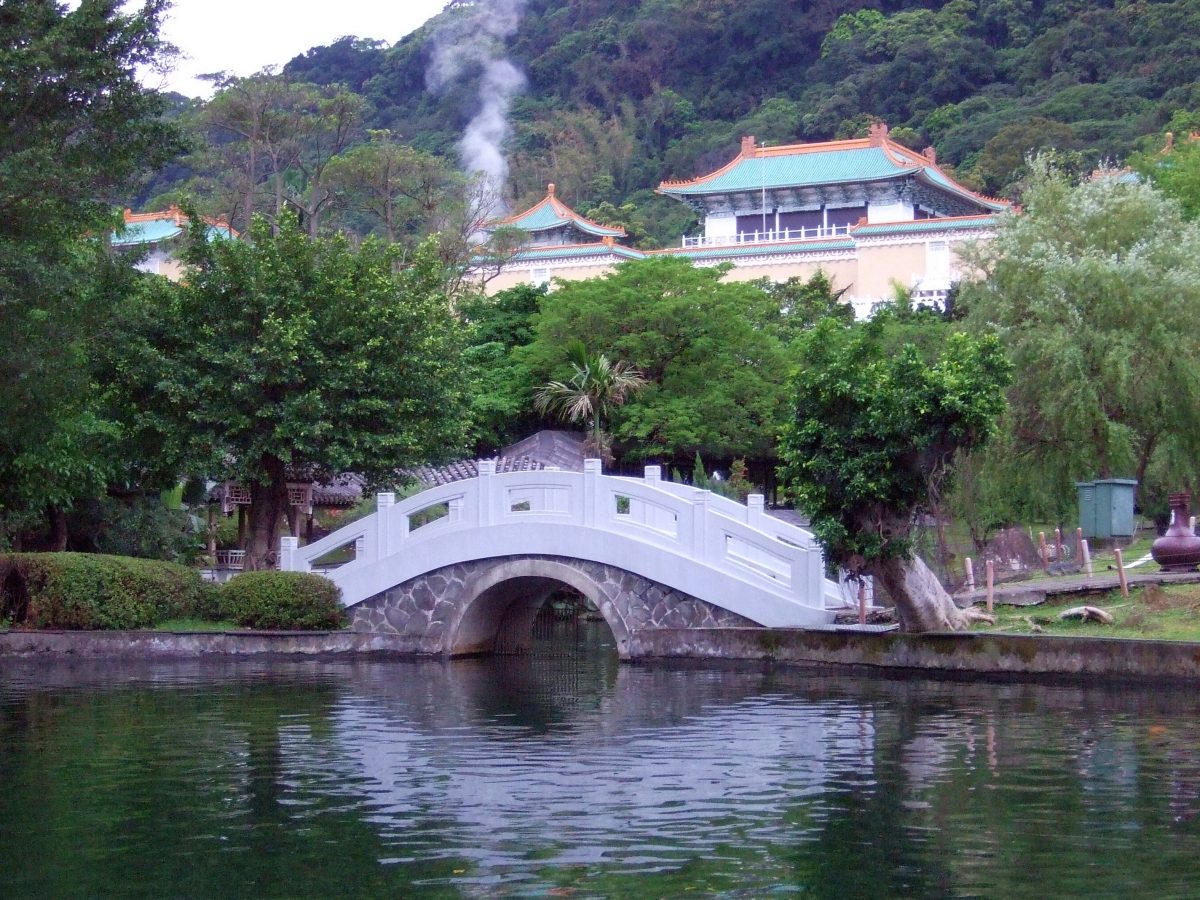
[293,520,375,572]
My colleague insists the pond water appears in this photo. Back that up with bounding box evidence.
[3,621,1200,897]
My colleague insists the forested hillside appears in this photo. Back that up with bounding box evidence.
[272,0,1198,241]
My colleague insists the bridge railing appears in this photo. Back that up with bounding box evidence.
[281,460,829,607]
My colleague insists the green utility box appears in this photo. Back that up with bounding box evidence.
[1076,478,1138,539]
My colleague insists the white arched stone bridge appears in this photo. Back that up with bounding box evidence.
[281,460,840,658]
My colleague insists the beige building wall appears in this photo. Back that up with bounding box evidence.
[484,258,623,295]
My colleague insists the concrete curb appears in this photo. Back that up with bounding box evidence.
[628,628,1200,681]
[6,627,1200,682]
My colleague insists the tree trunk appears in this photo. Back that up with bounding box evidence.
[46,504,68,552]
[872,553,983,632]
[245,455,289,571]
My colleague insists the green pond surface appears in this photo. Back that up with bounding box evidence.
[3,621,1200,898]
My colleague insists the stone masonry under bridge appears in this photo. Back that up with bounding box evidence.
[348,554,757,658]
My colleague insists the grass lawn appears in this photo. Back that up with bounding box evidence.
[974,582,1200,641]
[155,618,242,632]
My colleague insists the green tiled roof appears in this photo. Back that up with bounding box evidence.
[662,147,905,195]
[112,217,236,247]
[512,244,646,262]
[505,195,625,238]
[659,140,1008,213]
[852,216,1001,237]
[112,218,184,247]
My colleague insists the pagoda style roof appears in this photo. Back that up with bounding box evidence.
[500,184,627,238]
[511,241,646,263]
[112,205,237,247]
[658,125,1007,213]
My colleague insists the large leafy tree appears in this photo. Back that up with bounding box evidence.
[458,283,544,453]
[119,213,468,569]
[780,311,1010,632]
[520,257,794,466]
[960,162,1200,518]
[534,340,647,462]
[0,0,183,546]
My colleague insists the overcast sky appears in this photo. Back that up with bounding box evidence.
[75,1,447,97]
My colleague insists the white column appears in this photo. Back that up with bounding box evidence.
[747,493,765,528]
[644,465,661,482]
[478,460,496,526]
[376,492,394,559]
[691,488,710,558]
[583,458,602,527]
[448,496,464,524]
[279,536,299,571]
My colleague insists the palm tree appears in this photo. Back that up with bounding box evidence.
[534,340,647,463]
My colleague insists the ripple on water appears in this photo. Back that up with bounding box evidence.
[4,650,1200,896]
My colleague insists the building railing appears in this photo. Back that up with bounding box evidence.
[682,224,852,248]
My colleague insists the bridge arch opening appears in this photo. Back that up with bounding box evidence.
[448,559,629,658]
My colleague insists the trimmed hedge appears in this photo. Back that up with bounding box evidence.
[0,553,218,630]
[219,571,346,630]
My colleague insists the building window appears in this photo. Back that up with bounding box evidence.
[530,268,551,287]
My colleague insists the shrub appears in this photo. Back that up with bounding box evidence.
[219,571,345,630]
[0,553,217,629]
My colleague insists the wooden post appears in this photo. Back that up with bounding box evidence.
[964,556,975,592]
[1076,527,1084,562]
[858,581,867,626]
[1115,547,1129,598]
[1081,539,1093,578]
[1054,528,1063,564]
[206,506,217,560]
[1039,531,1049,572]
[985,559,995,615]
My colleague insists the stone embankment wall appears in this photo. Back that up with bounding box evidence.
[6,626,1200,681]
[628,629,1200,681]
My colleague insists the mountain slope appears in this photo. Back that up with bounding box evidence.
[279,0,1197,241]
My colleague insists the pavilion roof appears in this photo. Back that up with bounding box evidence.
[500,185,627,238]
[658,126,1008,213]
[112,205,237,248]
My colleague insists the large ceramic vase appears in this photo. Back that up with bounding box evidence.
[1151,493,1200,571]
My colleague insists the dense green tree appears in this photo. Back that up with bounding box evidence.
[779,311,1011,632]
[961,162,1200,518]
[521,257,793,466]
[534,341,647,462]
[118,213,467,569]
[0,0,183,547]
[1130,118,1200,221]
[458,284,544,453]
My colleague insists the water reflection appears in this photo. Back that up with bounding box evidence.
[4,642,1200,896]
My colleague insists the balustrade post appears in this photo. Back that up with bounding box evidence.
[478,459,496,526]
[691,489,710,559]
[583,458,601,527]
[279,536,299,572]
[644,465,661,483]
[448,496,464,524]
[747,493,765,528]
[354,535,366,562]
[375,492,394,559]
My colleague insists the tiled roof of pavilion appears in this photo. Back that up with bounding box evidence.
[500,184,627,238]
[112,205,237,247]
[658,125,1008,213]
[511,241,647,262]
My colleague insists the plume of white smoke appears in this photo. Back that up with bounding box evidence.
[427,0,528,214]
